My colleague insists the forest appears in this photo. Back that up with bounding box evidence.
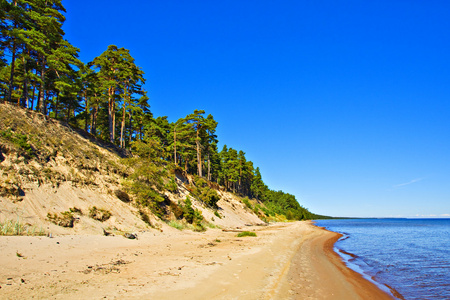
[0,0,314,220]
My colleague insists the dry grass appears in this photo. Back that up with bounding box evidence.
[0,219,46,236]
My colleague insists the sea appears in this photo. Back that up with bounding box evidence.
[314,218,450,300]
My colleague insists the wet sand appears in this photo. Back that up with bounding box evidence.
[0,221,395,299]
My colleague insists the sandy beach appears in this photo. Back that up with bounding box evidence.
[0,221,395,299]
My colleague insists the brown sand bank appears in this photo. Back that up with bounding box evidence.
[0,222,394,299]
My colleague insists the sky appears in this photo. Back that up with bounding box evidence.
[62,0,450,218]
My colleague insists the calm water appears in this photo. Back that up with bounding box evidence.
[314,219,450,300]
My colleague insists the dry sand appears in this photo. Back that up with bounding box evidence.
[0,221,395,299]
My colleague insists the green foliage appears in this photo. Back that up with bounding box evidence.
[194,209,204,224]
[262,190,312,221]
[69,207,82,214]
[47,211,75,227]
[123,138,169,218]
[0,0,319,222]
[183,196,195,224]
[165,178,178,193]
[191,176,220,207]
[242,197,252,209]
[88,206,111,222]
[237,231,257,237]
[214,210,222,219]
[0,129,33,156]
[180,196,204,228]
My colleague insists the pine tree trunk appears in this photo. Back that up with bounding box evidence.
[196,127,202,177]
[128,113,132,148]
[207,153,211,181]
[174,126,177,165]
[23,76,28,108]
[39,57,46,115]
[54,92,60,119]
[91,106,97,136]
[21,55,28,108]
[30,78,36,110]
[120,101,126,148]
[107,87,114,143]
[8,39,17,103]
[36,87,40,111]
[84,91,88,132]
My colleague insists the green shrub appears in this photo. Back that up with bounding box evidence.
[114,190,131,202]
[237,231,257,237]
[214,210,222,219]
[165,178,178,193]
[0,129,34,157]
[194,209,204,225]
[47,211,75,227]
[170,201,184,219]
[242,197,252,209]
[193,224,206,232]
[69,207,82,214]
[183,196,195,224]
[138,209,152,226]
[88,206,111,222]
[191,176,220,207]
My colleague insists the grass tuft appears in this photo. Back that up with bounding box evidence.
[236,231,257,237]
[168,220,185,230]
[0,219,46,236]
[89,206,112,222]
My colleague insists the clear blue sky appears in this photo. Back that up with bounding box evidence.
[63,0,450,218]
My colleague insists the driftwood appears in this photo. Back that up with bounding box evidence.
[222,229,244,232]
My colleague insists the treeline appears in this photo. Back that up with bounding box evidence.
[0,0,312,220]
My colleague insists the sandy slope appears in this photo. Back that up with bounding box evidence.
[0,222,394,299]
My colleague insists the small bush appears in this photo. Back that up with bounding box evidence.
[191,223,206,232]
[170,201,184,219]
[0,129,34,157]
[89,207,111,222]
[165,178,178,193]
[194,209,204,225]
[242,197,252,209]
[47,211,75,227]
[138,209,152,226]
[183,196,195,224]
[69,207,82,214]
[237,231,257,237]
[114,190,131,202]
[191,177,220,207]
[214,210,222,219]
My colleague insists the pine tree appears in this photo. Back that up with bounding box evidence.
[184,109,206,177]
[92,45,143,145]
